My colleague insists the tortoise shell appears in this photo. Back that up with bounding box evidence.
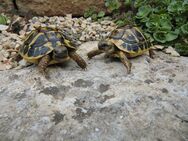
[19,27,75,62]
[108,26,152,57]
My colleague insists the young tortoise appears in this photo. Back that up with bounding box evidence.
[19,27,87,74]
[87,25,154,73]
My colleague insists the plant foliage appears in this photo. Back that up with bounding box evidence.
[84,7,106,21]
[0,14,8,25]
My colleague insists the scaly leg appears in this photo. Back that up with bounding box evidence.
[69,52,87,69]
[87,49,103,59]
[117,51,132,74]
[149,49,155,59]
[38,55,51,74]
[12,53,22,62]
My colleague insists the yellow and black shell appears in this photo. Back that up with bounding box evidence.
[109,26,152,57]
[19,27,75,63]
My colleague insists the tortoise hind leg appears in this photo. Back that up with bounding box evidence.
[87,49,103,59]
[149,49,155,59]
[12,53,22,62]
[69,52,87,69]
[117,51,132,74]
[38,55,51,74]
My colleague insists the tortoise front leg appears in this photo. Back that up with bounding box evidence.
[117,51,132,74]
[38,55,51,74]
[149,49,155,59]
[69,52,87,69]
[87,49,103,59]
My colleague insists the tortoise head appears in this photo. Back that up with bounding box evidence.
[53,46,68,61]
[98,40,115,52]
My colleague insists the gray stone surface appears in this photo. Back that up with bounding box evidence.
[0,41,188,141]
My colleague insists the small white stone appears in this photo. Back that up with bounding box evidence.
[48,25,56,29]
[39,17,47,23]
[1,49,10,58]
[66,14,72,19]
[18,59,30,67]
[15,43,21,49]
[41,23,46,27]
[81,23,86,29]
[95,128,99,132]
[0,25,8,31]
[86,17,92,22]
[154,45,165,50]
[81,108,87,113]
[19,30,26,36]
[100,20,112,25]
[1,37,8,43]
[79,36,86,41]
[10,51,17,57]
[5,64,13,69]
[164,46,180,57]
[59,17,65,21]
[33,22,41,28]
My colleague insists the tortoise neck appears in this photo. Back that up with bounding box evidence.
[107,44,116,54]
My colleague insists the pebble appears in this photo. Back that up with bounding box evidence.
[100,20,112,25]
[120,115,124,119]
[164,46,180,57]
[66,14,72,19]
[0,25,8,31]
[154,45,165,50]
[10,52,17,57]
[1,49,10,58]
[18,59,30,67]
[95,128,100,132]
[19,30,26,36]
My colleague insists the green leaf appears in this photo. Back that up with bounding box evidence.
[153,31,167,43]
[124,0,131,6]
[183,0,188,11]
[84,7,96,18]
[161,0,171,6]
[105,0,121,12]
[146,14,172,32]
[0,14,8,25]
[168,1,184,14]
[134,0,147,8]
[175,16,187,26]
[115,20,126,27]
[181,23,188,34]
[153,6,167,14]
[136,5,152,19]
[165,31,179,41]
[91,14,98,21]
[159,19,172,31]
[153,31,179,43]
[97,11,105,18]
[145,14,160,32]
[140,17,149,23]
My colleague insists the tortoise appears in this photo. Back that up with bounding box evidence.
[87,25,154,73]
[19,27,87,74]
